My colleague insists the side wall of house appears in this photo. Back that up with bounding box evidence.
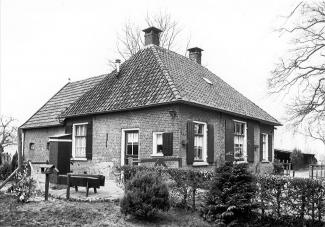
[23,127,65,163]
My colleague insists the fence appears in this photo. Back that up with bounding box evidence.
[281,160,293,177]
[309,164,325,179]
[0,153,11,165]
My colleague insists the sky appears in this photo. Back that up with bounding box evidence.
[1,0,324,160]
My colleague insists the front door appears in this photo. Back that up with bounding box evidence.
[125,130,139,165]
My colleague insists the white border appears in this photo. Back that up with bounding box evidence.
[152,132,164,157]
[233,119,247,162]
[121,128,140,166]
[72,122,88,159]
[193,121,208,164]
[262,133,269,161]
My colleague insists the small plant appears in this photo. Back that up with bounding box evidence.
[273,159,284,175]
[8,162,35,203]
[0,163,12,180]
[120,171,170,218]
[201,162,257,225]
[290,148,304,170]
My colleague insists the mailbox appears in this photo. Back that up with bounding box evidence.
[40,164,59,174]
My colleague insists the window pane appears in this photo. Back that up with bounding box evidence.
[133,133,139,143]
[127,144,133,155]
[157,144,163,153]
[156,134,162,145]
[127,133,133,143]
[133,144,138,155]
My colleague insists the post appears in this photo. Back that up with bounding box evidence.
[45,173,50,201]
[311,165,314,179]
[66,173,71,200]
[17,128,23,169]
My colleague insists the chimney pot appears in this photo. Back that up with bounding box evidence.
[142,26,162,46]
[115,59,121,73]
[188,47,203,65]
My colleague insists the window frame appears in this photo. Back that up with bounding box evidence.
[193,121,208,164]
[152,132,164,157]
[121,128,140,166]
[29,143,35,151]
[233,120,247,163]
[72,122,88,160]
[262,133,269,161]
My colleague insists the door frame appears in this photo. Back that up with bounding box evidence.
[121,128,140,166]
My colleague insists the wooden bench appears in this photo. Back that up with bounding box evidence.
[65,174,105,198]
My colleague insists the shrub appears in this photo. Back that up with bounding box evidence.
[0,163,12,180]
[273,159,284,175]
[257,175,325,223]
[120,171,170,218]
[201,162,257,225]
[8,162,35,203]
[290,148,304,170]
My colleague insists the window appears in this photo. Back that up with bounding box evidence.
[153,132,163,156]
[194,122,207,161]
[233,121,247,162]
[29,143,35,150]
[72,123,87,159]
[262,133,268,161]
[46,142,50,150]
[126,131,139,156]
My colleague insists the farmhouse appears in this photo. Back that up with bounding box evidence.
[20,27,281,179]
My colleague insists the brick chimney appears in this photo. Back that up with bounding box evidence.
[143,26,162,46]
[188,47,203,64]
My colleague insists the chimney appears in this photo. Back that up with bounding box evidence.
[115,59,121,73]
[188,47,203,64]
[142,26,162,46]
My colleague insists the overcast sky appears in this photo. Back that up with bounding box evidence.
[1,0,324,159]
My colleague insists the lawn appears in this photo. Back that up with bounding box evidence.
[0,192,212,226]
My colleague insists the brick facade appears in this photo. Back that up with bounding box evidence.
[23,103,275,178]
[23,127,65,163]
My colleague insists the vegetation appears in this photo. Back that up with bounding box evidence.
[200,162,257,225]
[0,163,12,180]
[7,162,35,203]
[290,148,304,170]
[120,171,170,218]
[0,115,17,166]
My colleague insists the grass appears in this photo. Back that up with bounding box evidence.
[0,192,212,226]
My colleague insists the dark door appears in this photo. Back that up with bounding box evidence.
[125,130,139,165]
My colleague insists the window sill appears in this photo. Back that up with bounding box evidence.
[151,153,164,157]
[192,161,209,167]
[71,158,88,162]
[261,160,270,163]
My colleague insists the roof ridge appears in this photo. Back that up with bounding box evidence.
[150,46,182,100]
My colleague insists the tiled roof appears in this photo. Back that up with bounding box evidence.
[61,45,280,125]
[21,75,106,129]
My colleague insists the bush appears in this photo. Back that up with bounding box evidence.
[120,171,170,218]
[8,162,35,203]
[0,163,12,180]
[257,175,325,223]
[201,162,257,225]
[290,148,304,170]
[273,159,284,175]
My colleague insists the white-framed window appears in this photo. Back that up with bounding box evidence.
[72,123,88,159]
[126,131,139,156]
[233,120,247,162]
[262,133,268,161]
[193,121,207,162]
[152,132,164,156]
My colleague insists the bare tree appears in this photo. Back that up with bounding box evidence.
[115,12,190,62]
[0,116,17,165]
[269,1,325,145]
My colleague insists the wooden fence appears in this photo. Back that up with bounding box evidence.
[309,164,325,179]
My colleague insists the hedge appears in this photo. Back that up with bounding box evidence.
[117,165,213,210]
[257,175,325,224]
[116,165,325,224]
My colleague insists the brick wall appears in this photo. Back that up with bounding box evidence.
[23,103,275,177]
[23,127,65,163]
